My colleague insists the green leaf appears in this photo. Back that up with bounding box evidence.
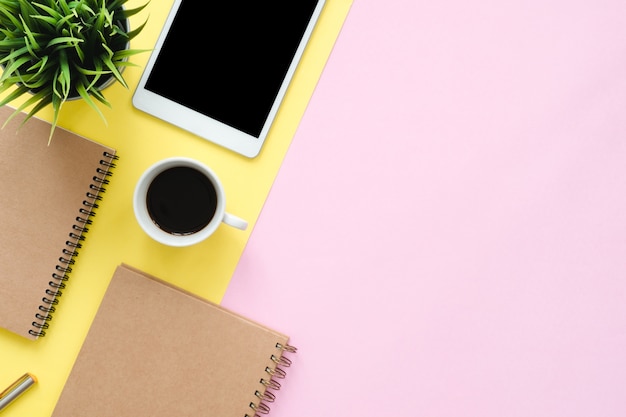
[46,36,83,48]
[0,45,29,66]
[73,66,106,76]
[75,80,108,122]
[94,1,106,31]
[54,10,80,31]
[112,47,150,60]
[56,0,72,16]
[0,83,31,110]
[47,91,63,144]
[20,17,42,52]
[87,86,111,108]
[0,5,24,29]
[31,2,64,21]
[0,38,27,49]
[19,91,53,127]
[125,18,148,41]
[8,86,52,120]
[121,1,149,19]
[0,55,31,82]
[25,55,50,80]
[30,14,60,27]
[58,49,71,97]
[100,52,127,88]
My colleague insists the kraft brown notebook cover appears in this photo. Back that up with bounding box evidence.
[0,106,117,340]
[52,264,295,417]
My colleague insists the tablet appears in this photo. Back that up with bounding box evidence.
[133,0,326,158]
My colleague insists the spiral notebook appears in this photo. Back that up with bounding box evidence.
[0,106,117,340]
[52,264,295,417]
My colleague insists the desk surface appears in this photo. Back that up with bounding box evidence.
[222,1,626,416]
[2,0,626,416]
[0,0,350,415]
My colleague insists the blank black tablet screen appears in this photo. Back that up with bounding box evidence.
[144,0,320,138]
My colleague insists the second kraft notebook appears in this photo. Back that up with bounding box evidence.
[0,106,117,340]
[52,264,296,417]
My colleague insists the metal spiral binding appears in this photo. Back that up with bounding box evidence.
[29,152,118,338]
[245,343,297,417]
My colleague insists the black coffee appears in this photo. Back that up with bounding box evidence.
[146,166,218,235]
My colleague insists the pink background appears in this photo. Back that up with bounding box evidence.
[223,1,626,416]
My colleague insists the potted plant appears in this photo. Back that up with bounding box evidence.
[0,0,148,140]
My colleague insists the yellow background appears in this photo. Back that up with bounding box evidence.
[0,0,352,415]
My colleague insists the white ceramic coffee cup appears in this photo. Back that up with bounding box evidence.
[133,157,247,247]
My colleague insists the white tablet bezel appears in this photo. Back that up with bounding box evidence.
[132,0,326,158]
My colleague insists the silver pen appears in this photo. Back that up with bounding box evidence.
[0,373,37,412]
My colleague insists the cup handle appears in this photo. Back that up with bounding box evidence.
[223,212,248,230]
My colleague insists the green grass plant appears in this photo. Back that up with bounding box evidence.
[0,0,148,140]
